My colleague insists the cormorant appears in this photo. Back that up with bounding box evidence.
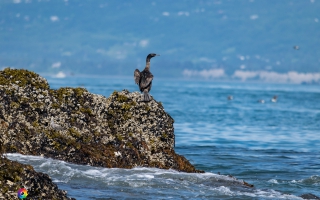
[134,53,159,102]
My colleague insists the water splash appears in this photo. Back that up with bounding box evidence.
[5,153,303,200]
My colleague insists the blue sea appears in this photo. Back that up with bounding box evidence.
[6,76,320,199]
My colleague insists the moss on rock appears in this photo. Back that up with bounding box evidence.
[0,68,49,90]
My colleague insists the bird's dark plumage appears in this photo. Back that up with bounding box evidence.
[134,53,159,101]
[293,45,300,50]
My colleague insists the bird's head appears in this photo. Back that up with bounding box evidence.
[146,53,160,62]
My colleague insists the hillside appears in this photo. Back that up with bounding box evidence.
[0,0,319,82]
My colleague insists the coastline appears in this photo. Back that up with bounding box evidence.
[0,68,204,198]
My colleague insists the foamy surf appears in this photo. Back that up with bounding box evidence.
[5,153,303,200]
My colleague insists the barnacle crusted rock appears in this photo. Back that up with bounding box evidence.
[0,157,73,200]
[0,68,202,173]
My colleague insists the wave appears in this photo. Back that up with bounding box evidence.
[183,69,320,85]
[268,175,320,188]
[5,153,304,199]
[292,175,320,186]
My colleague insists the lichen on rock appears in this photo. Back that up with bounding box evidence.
[0,68,202,173]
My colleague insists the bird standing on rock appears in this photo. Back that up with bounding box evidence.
[134,53,159,102]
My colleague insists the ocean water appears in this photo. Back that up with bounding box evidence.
[6,76,320,199]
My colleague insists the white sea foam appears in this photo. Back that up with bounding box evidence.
[233,70,320,84]
[291,175,320,186]
[183,68,320,84]
[137,174,154,179]
[183,68,226,79]
[268,179,279,184]
[241,189,302,199]
[83,169,103,177]
[210,186,234,195]
[4,152,304,199]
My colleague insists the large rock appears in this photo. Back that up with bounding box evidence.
[0,68,202,173]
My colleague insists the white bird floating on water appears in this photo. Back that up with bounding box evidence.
[50,117,64,131]
[271,95,278,103]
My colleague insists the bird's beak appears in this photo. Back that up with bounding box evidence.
[156,54,160,56]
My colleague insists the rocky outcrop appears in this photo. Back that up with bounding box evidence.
[300,193,320,200]
[0,157,74,200]
[0,68,201,173]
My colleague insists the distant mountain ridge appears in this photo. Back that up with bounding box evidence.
[0,0,319,83]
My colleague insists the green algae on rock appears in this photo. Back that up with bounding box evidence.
[0,68,49,90]
[0,68,202,173]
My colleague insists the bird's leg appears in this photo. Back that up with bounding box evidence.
[142,89,151,102]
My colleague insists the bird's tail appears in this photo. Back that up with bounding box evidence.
[143,90,151,102]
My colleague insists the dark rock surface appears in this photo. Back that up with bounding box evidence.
[0,157,74,200]
[300,193,320,200]
[0,68,201,172]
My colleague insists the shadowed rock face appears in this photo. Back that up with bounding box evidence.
[0,157,74,200]
[0,68,202,173]
[300,193,320,200]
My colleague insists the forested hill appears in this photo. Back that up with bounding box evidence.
[1,0,319,82]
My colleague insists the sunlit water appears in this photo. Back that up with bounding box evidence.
[6,76,320,199]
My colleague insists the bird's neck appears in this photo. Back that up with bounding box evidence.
[145,61,150,70]
[146,56,151,63]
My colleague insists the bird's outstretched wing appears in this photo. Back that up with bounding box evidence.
[134,69,140,85]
